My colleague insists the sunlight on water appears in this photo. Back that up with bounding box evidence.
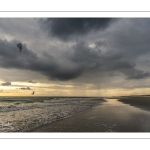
[104,99,123,105]
[100,98,150,132]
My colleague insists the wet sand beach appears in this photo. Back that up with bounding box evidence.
[118,96,150,111]
[33,97,150,132]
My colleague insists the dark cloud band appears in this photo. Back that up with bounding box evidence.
[41,18,115,40]
[0,39,149,81]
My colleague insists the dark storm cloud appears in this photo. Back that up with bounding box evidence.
[1,81,11,86]
[122,69,150,79]
[0,39,82,80]
[41,18,115,40]
[65,41,150,80]
[0,39,38,69]
[0,38,149,81]
[106,19,150,59]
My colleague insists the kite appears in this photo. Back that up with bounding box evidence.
[17,43,22,52]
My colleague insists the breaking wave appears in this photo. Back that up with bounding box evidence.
[0,97,104,132]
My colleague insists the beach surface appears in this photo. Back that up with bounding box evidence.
[118,96,150,111]
[33,97,150,132]
[0,97,105,132]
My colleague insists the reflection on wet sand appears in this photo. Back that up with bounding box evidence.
[33,98,150,132]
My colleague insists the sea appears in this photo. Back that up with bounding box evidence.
[0,96,104,132]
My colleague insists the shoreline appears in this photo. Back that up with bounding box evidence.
[31,98,106,132]
[29,98,106,132]
[0,97,106,132]
[32,97,150,132]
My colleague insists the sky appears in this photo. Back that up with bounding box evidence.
[0,18,150,96]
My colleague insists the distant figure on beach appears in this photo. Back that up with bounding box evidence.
[32,91,35,95]
[17,43,22,52]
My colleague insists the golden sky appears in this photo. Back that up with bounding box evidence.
[1,80,150,97]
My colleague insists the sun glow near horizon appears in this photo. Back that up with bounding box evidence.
[1,80,150,97]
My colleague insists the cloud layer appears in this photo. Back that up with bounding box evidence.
[0,38,149,81]
[1,18,150,92]
[41,18,114,40]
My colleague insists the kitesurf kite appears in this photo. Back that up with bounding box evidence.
[17,43,22,52]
